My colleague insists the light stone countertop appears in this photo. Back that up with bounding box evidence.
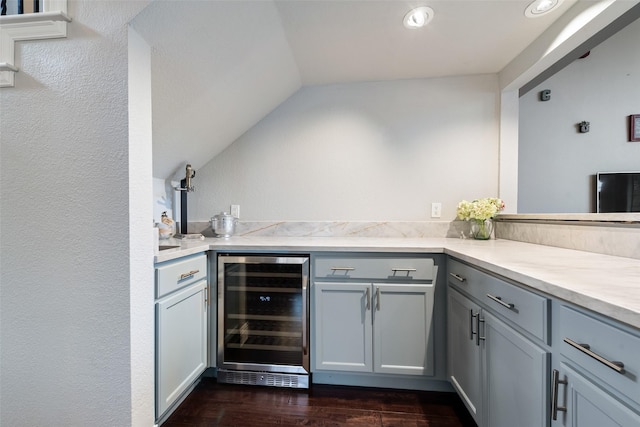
[155,236,640,330]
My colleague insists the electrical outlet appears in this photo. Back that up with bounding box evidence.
[431,202,442,218]
[230,205,240,218]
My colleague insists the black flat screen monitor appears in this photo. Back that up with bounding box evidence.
[596,172,640,213]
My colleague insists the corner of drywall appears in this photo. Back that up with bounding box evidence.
[498,0,639,92]
[128,24,155,427]
[498,90,519,213]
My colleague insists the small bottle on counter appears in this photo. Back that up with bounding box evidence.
[158,211,175,240]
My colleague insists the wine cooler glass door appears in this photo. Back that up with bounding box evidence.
[218,255,309,375]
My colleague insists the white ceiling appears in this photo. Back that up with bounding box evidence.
[275,0,576,85]
[129,0,631,180]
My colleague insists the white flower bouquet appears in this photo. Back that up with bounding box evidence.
[456,198,505,240]
[456,197,505,221]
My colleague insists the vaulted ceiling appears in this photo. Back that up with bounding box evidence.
[129,0,636,179]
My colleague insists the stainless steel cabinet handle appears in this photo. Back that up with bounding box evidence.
[469,309,478,341]
[564,338,626,374]
[449,273,466,283]
[486,294,515,310]
[330,267,355,271]
[375,287,380,311]
[476,315,485,346]
[365,287,371,310]
[179,269,200,280]
[391,268,417,276]
[551,369,567,420]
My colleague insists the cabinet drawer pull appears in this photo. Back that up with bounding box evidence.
[449,273,466,283]
[391,268,416,276]
[563,338,626,374]
[375,287,380,311]
[486,294,515,310]
[330,267,355,272]
[551,369,567,420]
[179,269,200,280]
[365,287,371,311]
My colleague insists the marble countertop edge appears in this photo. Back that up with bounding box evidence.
[154,236,640,330]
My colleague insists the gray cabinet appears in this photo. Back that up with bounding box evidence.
[447,258,550,427]
[483,311,548,427]
[551,362,640,427]
[314,282,372,372]
[551,304,640,426]
[155,253,208,420]
[447,287,483,423]
[313,254,438,378]
[373,283,434,375]
[314,281,434,376]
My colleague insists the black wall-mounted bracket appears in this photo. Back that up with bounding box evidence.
[540,89,551,101]
[180,178,188,234]
[578,121,590,133]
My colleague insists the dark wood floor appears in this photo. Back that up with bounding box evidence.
[163,378,477,426]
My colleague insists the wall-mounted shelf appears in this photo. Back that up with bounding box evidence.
[0,1,71,88]
[0,62,19,72]
[0,10,71,25]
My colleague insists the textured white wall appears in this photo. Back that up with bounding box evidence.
[518,17,640,213]
[0,1,152,425]
[191,75,500,222]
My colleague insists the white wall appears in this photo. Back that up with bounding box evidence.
[191,75,501,222]
[0,1,153,425]
[153,177,175,223]
[518,17,640,213]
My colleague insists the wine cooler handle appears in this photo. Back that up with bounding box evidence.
[302,278,308,356]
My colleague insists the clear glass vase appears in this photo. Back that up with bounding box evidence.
[470,219,493,240]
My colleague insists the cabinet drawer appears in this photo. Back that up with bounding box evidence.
[314,256,434,281]
[156,253,207,298]
[559,305,640,407]
[447,258,549,342]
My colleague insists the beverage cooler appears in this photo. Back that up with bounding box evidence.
[217,254,310,388]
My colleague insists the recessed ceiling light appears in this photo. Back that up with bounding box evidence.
[525,0,563,18]
[403,6,434,29]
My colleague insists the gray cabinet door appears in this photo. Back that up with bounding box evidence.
[373,283,435,376]
[552,362,640,427]
[447,287,483,425]
[313,282,372,372]
[483,311,548,427]
[156,280,208,417]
